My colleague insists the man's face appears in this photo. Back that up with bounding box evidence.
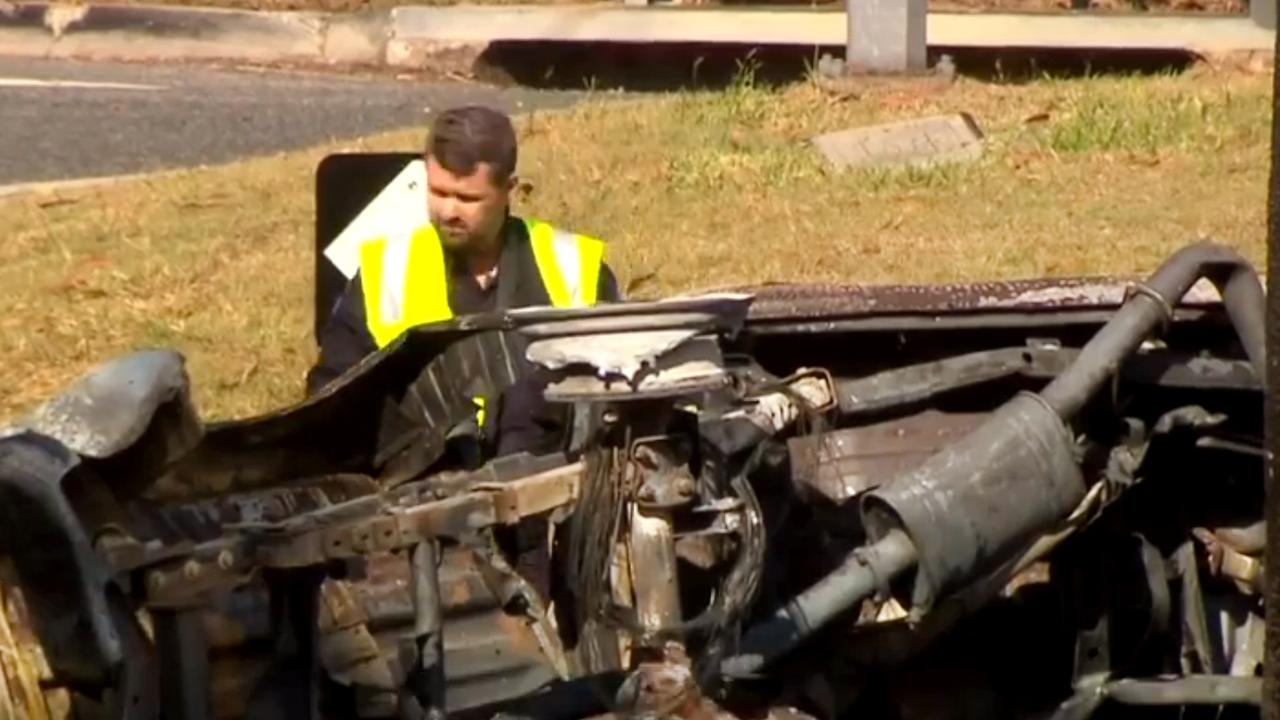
[426,155,513,254]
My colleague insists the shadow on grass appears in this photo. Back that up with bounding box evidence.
[473,40,1200,91]
[935,44,1200,82]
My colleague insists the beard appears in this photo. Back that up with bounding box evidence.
[436,222,475,251]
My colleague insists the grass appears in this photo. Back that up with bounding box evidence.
[0,62,1272,423]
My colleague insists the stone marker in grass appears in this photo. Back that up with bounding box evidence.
[811,112,985,171]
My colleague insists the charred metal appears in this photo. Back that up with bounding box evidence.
[0,240,1268,720]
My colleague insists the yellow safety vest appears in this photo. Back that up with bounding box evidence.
[359,218,606,350]
[358,218,606,431]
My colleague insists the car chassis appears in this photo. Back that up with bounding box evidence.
[0,159,1271,720]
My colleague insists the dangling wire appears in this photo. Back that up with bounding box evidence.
[567,443,631,671]
[694,441,768,687]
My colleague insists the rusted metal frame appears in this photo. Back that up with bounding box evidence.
[406,540,446,720]
[743,307,1214,335]
[542,336,733,404]
[1174,542,1220,675]
[292,461,583,564]
[138,473,381,541]
[834,346,1257,419]
[1070,576,1111,690]
[0,433,128,690]
[835,345,1077,417]
[737,276,1229,319]
[1130,354,1260,391]
[99,537,197,575]
[518,313,728,339]
[625,434,695,654]
[386,451,570,506]
[1105,676,1262,705]
[628,507,682,639]
[315,579,388,690]
[142,538,255,608]
[267,494,388,538]
[151,608,211,720]
[724,242,1265,678]
[1038,244,1265,419]
[462,532,575,680]
[138,463,583,606]
[130,462,583,715]
[789,410,989,504]
[245,566,327,720]
[1051,532,1242,720]
[1050,676,1262,720]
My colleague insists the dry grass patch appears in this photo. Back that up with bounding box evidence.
[0,64,1271,423]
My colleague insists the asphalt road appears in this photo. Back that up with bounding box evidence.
[0,57,583,186]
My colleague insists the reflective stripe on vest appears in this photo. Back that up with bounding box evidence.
[527,219,605,308]
[360,225,452,349]
[359,218,605,350]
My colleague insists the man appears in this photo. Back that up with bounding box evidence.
[307,104,622,460]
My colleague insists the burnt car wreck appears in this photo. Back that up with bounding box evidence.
[0,240,1268,720]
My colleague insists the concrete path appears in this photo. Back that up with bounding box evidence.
[391,5,1275,52]
[2,1,1274,74]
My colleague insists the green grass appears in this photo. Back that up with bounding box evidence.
[1040,81,1270,153]
[0,64,1271,423]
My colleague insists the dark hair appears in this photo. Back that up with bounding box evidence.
[425,105,518,184]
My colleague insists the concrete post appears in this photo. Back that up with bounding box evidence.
[1253,0,1275,30]
[846,0,927,73]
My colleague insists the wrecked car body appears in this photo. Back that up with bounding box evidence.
[0,240,1268,720]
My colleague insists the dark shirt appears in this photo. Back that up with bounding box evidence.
[307,216,621,456]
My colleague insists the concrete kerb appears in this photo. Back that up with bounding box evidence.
[378,6,1277,76]
[0,1,513,73]
[0,171,156,203]
[0,1,390,66]
[0,1,1277,71]
[385,5,1276,51]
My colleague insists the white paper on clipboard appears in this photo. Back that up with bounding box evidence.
[322,158,430,279]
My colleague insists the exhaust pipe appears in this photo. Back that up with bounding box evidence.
[723,241,1265,680]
